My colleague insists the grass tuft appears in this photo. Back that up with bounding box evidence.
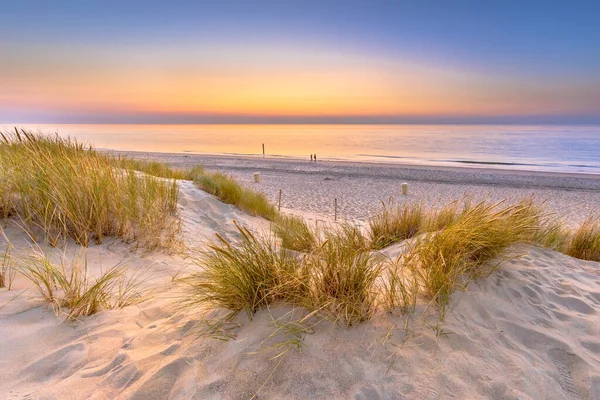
[272,214,317,252]
[17,247,144,320]
[369,201,424,250]
[404,200,539,308]
[115,157,190,180]
[309,229,383,325]
[181,221,308,318]
[566,217,600,261]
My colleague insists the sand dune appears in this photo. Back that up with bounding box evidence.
[1,180,600,399]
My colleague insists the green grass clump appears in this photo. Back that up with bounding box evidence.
[182,221,309,318]
[566,217,600,261]
[192,171,277,220]
[0,129,180,249]
[369,202,424,250]
[272,214,317,252]
[405,200,539,308]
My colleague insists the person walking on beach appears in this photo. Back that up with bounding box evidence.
[314,153,317,162]
[310,154,313,162]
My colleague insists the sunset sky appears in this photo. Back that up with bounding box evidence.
[1,0,600,124]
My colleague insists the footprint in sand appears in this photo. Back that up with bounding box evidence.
[549,347,586,400]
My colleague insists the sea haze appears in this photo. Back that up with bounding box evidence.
[3,124,600,174]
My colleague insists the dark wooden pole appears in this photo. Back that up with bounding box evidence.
[334,198,337,221]
[262,143,265,157]
[278,189,282,211]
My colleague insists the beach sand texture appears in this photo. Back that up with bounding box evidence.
[118,152,600,226]
[1,162,600,399]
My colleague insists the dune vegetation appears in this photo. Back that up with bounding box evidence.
[368,201,424,250]
[192,170,277,220]
[3,128,599,326]
[15,244,145,320]
[189,196,600,325]
[566,217,600,261]
[0,129,180,249]
[272,214,317,252]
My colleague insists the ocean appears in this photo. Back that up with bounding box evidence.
[3,124,600,174]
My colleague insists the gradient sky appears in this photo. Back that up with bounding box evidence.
[1,0,600,124]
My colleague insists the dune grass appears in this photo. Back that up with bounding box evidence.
[423,201,461,232]
[115,157,190,180]
[192,171,277,220]
[182,219,381,325]
[1,246,16,290]
[272,214,317,252]
[17,247,144,320]
[404,200,540,308]
[183,196,600,328]
[368,201,425,250]
[181,221,309,318]
[309,229,383,325]
[566,217,600,261]
[0,129,180,249]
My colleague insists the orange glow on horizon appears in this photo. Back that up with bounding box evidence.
[2,42,599,120]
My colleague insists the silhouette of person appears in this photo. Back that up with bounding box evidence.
[310,154,313,162]
[314,153,317,162]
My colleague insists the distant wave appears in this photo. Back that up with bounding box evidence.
[356,153,600,173]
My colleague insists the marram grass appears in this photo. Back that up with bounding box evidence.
[272,214,317,252]
[567,217,600,261]
[368,201,424,250]
[404,200,540,308]
[0,129,180,249]
[16,246,144,320]
[181,221,309,318]
[182,198,600,327]
[192,171,277,220]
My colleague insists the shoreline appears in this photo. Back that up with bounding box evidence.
[111,149,600,190]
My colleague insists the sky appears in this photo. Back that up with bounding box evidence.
[1,0,600,124]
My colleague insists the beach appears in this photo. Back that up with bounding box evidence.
[1,148,600,399]
[117,151,600,226]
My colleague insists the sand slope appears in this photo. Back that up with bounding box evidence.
[1,182,599,399]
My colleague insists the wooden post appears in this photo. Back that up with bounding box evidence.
[262,143,265,158]
[278,189,282,211]
[401,182,408,195]
[334,198,337,221]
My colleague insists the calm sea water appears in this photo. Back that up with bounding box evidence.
[3,124,600,174]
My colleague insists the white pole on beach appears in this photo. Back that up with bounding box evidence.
[401,182,408,196]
